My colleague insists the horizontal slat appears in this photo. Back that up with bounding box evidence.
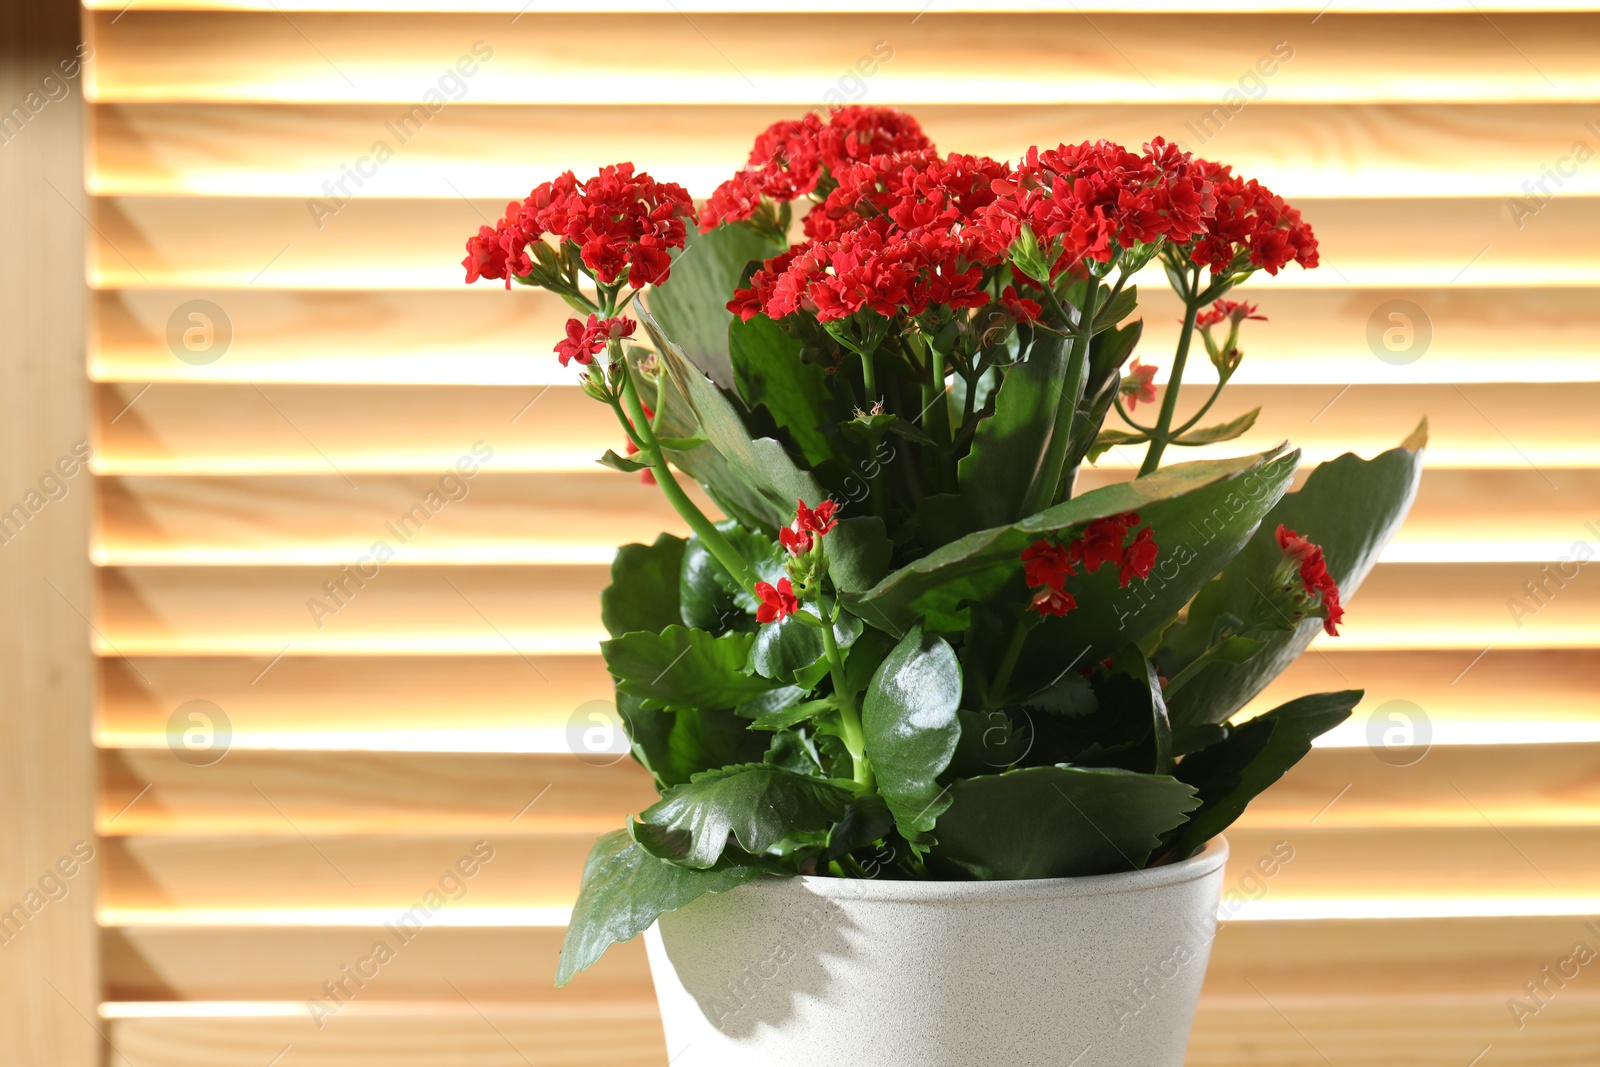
[95,649,1600,751]
[91,286,1600,387]
[78,1,1600,12]
[88,194,1600,290]
[99,995,1600,1067]
[95,471,699,566]
[102,834,589,917]
[93,562,1600,656]
[85,12,1600,105]
[100,750,655,837]
[96,741,1600,841]
[93,381,1600,475]
[89,101,1600,200]
[92,468,1600,566]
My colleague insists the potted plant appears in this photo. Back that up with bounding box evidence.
[463,106,1425,1067]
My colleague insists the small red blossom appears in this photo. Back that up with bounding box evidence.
[1021,540,1075,590]
[554,314,635,367]
[1121,359,1159,411]
[794,498,839,536]
[1196,299,1266,330]
[755,577,800,624]
[1030,586,1078,617]
[1188,160,1318,277]
[1000,285,1043,325]
[779,527,814,556]
[1275,524,1344,636]
[1120,526,1159,587]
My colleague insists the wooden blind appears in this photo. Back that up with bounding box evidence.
[84,5,1600,1064]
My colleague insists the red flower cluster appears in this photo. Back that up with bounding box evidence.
[1188,162,1318,276]
[975,138,1215,279]
[1275,524,1344,636]
[463,164,693,290]
[755,578,800,623]
[699,107,932,232]
[1195,298,1266,330]
[803,150,1010,245]
[554,314,636,367]
[780,498,839,556]
[730,219,990,324]
[1021,512,1159,617]
[1120,359,1159,412]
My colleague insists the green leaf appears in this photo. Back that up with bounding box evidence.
[601,535,687,640]
[660,333,827,530]
[1213,635,1267,665]
[601,626,777,709]
[861,625,964,843]
[1173,406,1260,447]
[646,225,786,388]
[827,516,894,594]
[619,694,769,790]
[678,521,784,631]
[764,728,826,777]
[557,829,767,986]
[1086,427,1148,465]
[822,792,895,864]
[954,330,1073,531]
[598,449,649,474]
[654,435,708,451]
[1163,690,1361,860]
[751,697,838,732]
[928,765,1200,879]
[750,608,862,683]
[634,763,855,868]
[847,445,1300,646]
[950,708,1035,776]
[729,313,847,469]
[1162,423,1426,730]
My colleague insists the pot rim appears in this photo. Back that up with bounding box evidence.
[747,835,1229,903]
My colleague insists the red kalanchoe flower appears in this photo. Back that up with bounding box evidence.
[1196,298,1267,330]
[1021,540,1075,590]
[1121,359,1159,411]
[755,577,800,624]
[1068,513,1140,573]
[1000,285,1043,325]
[1188,160,1318,277]
[1275,524,1344,636]
[794,498,839,536]
[1030,586,1078,617]
[779,527,814,556]
[554,314,635,367]
[1120,526,1159,587]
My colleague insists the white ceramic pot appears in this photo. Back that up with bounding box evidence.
[644,836,1227,1067]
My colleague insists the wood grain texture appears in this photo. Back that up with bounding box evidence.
[0,4,99,1064]
[90,380,1600,474]
[83,11,1600,105]
[88,101,1600,199]
[86,193,1600,290]
[90,286,1600,387]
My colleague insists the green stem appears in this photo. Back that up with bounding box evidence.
[820,619,873,789]
[982,617,1033,709]
[1168,374,1230,440]
[1113,395,1157,435]
[1138,266,1202,477]
[1024,277,1101,515]
[859,347,878,402]
[614,354,758,592]
[1162,633,1233,698]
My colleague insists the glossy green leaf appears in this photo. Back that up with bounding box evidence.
[1162,423,1426,730]
[954,330,1072,532]
[601,626,777,709]
[620,693,769,790]
[861,625,964,842]
[557,829,768,985]
[678,521,784,632]
[928,765,1199,879]
[847,445,1299,642]
[1173,406,1260,447]
[646,225,786,388]
[601,534,686,639]
[1163,690,1361,860]
[598,449,649,474]
[634,763,855,868]
[731,313,848,469]
[750,608,863,683]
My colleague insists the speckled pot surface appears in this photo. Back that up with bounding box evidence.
[644,836,1228,1067]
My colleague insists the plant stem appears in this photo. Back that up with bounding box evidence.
[614,352,758,592]
[1024,277,1101,515]
[982,616,1033,709]
[860,347,878,402]
[1168,375,1230,439]
[1162,634,1232,698]
[1138,266,1202,476]
[820,618,873,789]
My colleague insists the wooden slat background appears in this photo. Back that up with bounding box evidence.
[82,4,1600,1065]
